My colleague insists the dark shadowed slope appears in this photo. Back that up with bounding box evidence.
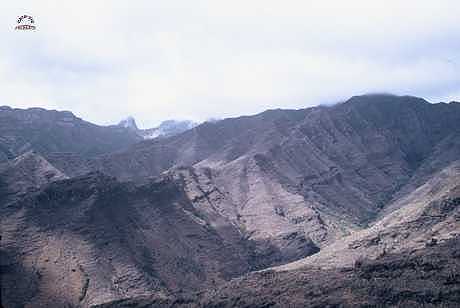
[1,171,257,307]
[95,237,460,308]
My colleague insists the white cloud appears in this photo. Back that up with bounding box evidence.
[1,0,459,127]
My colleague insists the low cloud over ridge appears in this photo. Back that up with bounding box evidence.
[1,0,459,127]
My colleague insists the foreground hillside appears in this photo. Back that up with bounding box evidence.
[1,166,255,307]
[96,237,460,308]
[95,161,460,308]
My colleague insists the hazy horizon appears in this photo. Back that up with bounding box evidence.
[2,1,459,128]
[2,93,458,129]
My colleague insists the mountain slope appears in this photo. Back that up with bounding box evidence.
[276,160,460,271]
[1,171,257,307]
[0,106,140,162]
[2,95,460,308]
[92,159,460,308]
[96,237,460,308]
[92,95,460,257]
[0,151,67,205]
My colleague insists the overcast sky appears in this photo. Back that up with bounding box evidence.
[1,1,460,128]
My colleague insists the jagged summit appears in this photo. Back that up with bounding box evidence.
[116,116,198,139]
[117,116,138,130]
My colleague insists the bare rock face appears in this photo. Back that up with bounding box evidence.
[173,166,321,268]
[276,160,460,272]
[1,172,253,307]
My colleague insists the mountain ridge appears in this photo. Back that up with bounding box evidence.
[0,105,141,162]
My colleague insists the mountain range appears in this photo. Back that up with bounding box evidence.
[1,94,459,307]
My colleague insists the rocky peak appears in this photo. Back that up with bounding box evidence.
[0,151,67,198]
[139,119,198,139]
[118,116,138,131]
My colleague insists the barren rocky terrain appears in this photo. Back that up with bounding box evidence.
[1,94,460,307]
[96,237,460,308]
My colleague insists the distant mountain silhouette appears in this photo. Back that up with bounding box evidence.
[0,106,140,162]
